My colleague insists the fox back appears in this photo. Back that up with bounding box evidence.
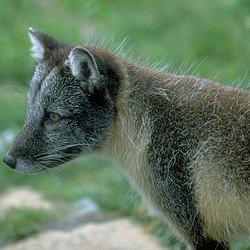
[3,28,250,250]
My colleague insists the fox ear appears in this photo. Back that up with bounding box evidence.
[67,46,100,84]
[28,27,61,61]
[28,27,44,61]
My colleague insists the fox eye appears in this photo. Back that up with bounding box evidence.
[49,113,61,122]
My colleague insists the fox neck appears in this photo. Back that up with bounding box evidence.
[102,64,154,191]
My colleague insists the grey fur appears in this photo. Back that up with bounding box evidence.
[3,28,250,249]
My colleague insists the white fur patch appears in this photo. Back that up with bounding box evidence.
[193,158,250,241]
[28,27,44,61]
[68,46,100,83]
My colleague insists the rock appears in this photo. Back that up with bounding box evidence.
[0,130,15,151]
[0,187,53,216]
[2,219,166,250]
[0,187,166,250]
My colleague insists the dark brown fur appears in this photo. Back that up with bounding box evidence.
[3,29,250,249]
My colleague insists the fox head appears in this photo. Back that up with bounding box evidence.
[3,28,124,173]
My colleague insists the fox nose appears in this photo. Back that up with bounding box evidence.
[3,154,16,169]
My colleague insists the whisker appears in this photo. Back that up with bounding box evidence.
[30,137,99,171]
[34,142,90,157]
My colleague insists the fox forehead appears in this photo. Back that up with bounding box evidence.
[27,63,83,116]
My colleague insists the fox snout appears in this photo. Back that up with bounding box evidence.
[3,153,16,169]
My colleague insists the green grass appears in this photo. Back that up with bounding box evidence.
[0,0,250,249]
[1,0,250,85]
[0,207,55,243]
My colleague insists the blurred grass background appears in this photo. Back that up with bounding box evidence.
[0,0,250,249]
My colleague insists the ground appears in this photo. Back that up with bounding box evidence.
[0,187,166,250]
